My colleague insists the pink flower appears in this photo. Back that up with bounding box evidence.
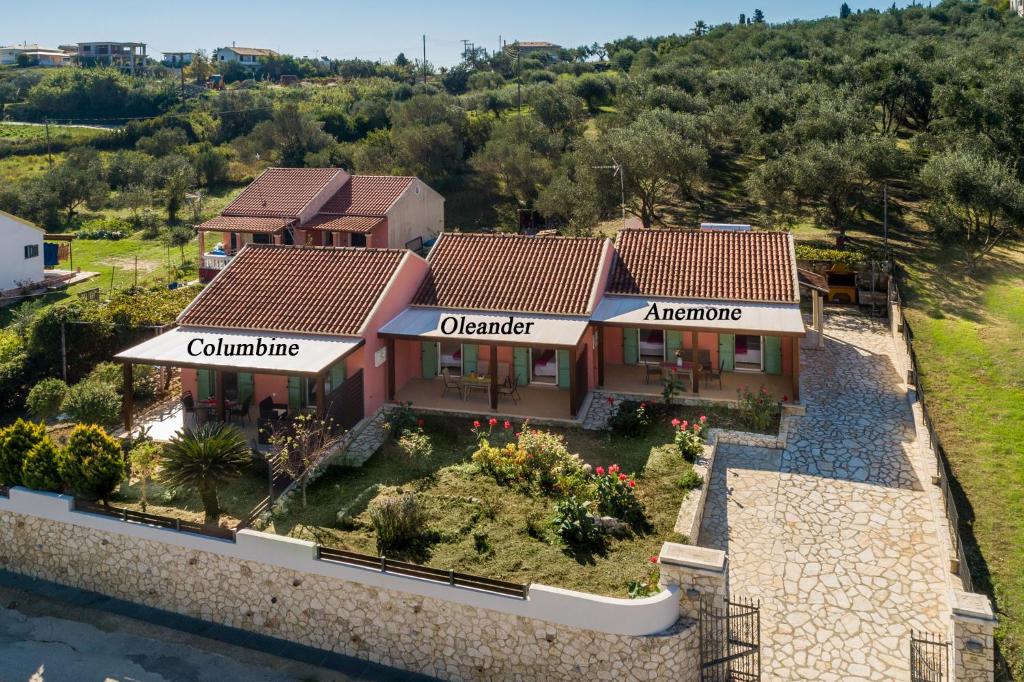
[618,473,627,481]
[595,466,606,476]
[699,415,706,423]
[782,395,789,403]
[609,464,620,474]
[628,480,636,488]
[649,555,658,564]
[671,418,681,427]
[473,420,481,429]
[488,417,498,427]
[680,420,688,430]
[503,420,511,429]
[693,423,701,431]
[607,396,615,406]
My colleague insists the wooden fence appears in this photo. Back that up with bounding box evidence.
[73,498,236,541]
[316,545,530,599]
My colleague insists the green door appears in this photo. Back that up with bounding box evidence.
[623,328,640,365]
[513,347,530,385]
[197,369,216,399]
[462,344,478,374]
[421,342,438,378]
[237,372,254,403]
[665,330,682,361]
[557,350,571,388]
[287,376,302,413]
[719,334,735,371]
[763,336,782,375]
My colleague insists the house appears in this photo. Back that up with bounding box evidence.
[1012,0,1024,17]
[75,42,147,74]
[115,244,429,439]
[161,51,195,67]
[591,229,805,402]
[0,44,71,67]
[197,168,444,282]
[504,41,562,60]
[0,211,44,294]
[378,233,614,421]
[213,45,278,68]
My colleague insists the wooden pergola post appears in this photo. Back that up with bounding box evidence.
[489,344,498,411]
[386,338,396,400]
[215,369,225,422]
[691,330,700,394]
[597,325,605,387]
[315,374,326,418]
[121,362,133,432]
[569,344,578,417]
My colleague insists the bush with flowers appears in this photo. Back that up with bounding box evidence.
[397,424,433,462]
[471,421,585,493]
[551,496,602,547]
[671,415,708,462]
[384,401,418,439]
[594,464,646,528]
[607,400,652,437]
[736,385,781,432]
[627,555,661,599]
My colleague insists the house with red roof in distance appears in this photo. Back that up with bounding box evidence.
[197,168,444,282]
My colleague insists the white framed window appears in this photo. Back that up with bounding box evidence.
[24,244,39,259]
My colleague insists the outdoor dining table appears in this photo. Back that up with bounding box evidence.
[459,374,491,403]
[660,361,702,392]
[197,397,238,420]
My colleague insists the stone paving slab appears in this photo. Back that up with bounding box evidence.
[698,311,950,680]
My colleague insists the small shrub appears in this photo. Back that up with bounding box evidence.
[27,378,69,421]
[383,402,418,439]
[472,426,585,493]
[61,380,122,426]
[128,441,162,512]
[677,467,703,492]
[0,418,47,486]
[525,512,548,539]
[473,531,492,555]
[397,428,433,462]
[607,401,652,437]
[551,496,602,547]
[671,416,707,461]
[627,556,661,599]
[57,424,125,501]
[594,464,646,527]
[736,386,781,433]
[21,436,63,491]
[369,493,428,554]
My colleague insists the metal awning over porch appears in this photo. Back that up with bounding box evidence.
[591,296,806,336]
[114,326,363,377]
[378,307,590,349]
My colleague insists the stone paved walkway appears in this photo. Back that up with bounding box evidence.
[699,311,949,680]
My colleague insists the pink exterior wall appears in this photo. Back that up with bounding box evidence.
[369,222,389,249]
[254,373,289,406]
[180,369,198,399]
[360,253,431,416]
[394,339,422,387]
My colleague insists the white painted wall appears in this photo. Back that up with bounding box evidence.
[385,179,445,249]
[0,211,44,291]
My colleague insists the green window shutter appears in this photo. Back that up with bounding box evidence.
[665,330,682,361]
[513,347,530,385]
[764,336,782,375]
[287,376,302,412]
[421,342,438,377]
[197,369,215,399]
[719,334,735,371]
[462,344,478,374]
[237,372,254,403]
[557,350,570,388]
[623,328,639,365]
[329,360,347,392]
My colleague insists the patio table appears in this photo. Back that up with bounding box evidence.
[660,361,701,392]
[460,375,491,403]
[197,397,238,420]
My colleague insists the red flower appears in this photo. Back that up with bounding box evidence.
[595,466,606,476]
[488,417,498,427]
[473,420,481,429]
[417,419,424,427]
[671,418,681,427]
[607,396,615,406]
[680,420,688,430]
[649,555,659,564]
[609,464,620,474]
[693,423,701,431]
[503,420,511,429]
[618,473,627,481]
[639,402,647,409]
[628,479,636,488]
[782,395,789,402]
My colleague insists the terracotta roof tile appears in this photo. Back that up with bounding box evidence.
[197,216,292,234]
[179,245,407,336]
[608,229,798,303]
[302,214,385,234]
[223,168,343,218]
[320,175,415,216]
[412,233,608,316]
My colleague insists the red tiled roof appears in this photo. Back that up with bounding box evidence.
[412,233,608,316]
[223,168,344,218]
[179,245,407,336]
[607,229,798,303]
[319,175,415,217]
[197,216,292,234]
[302,214,385,234]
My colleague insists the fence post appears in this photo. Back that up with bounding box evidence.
[657,542,727,621]
[949,590,996,681]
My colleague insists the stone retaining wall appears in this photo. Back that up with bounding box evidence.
[0,488,699,681]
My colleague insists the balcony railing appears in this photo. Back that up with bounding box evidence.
[201,253,232,270]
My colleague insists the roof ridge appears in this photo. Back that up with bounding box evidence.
[243,243,407,255]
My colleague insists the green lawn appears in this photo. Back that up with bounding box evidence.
[267,412,715,596]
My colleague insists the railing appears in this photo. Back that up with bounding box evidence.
[200,253,232,271]
[316,545,530,599]
[890,264,974,593]
[910,630,950,682]
[73,498,237,541]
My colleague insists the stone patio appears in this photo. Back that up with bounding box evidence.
[698,310,950,680]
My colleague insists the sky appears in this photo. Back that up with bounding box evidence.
[4,0,910,67]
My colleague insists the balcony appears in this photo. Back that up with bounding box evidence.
[201,253,232,271]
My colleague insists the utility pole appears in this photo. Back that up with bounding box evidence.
[422,34,427,84]
[461,39,470,61]
[516,44,522,115]
[180,65,185,100]
[883,183,889,254]
[45,118,52,167]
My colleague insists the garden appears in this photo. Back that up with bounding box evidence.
[263,396,780,597]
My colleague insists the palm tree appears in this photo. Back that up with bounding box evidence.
[161,422,251,524]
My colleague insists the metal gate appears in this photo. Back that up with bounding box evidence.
[699,596,761,681]
[911,631,949,682]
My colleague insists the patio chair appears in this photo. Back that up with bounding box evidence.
[643,360,663,384]
[704,360,724,390]
[698,349,711,368]
[258,395,288,421]
[497,361,510,384]
[180,391,201,426]
[498,373,520,404]
[441,367,462,399]
[230,396,252,425]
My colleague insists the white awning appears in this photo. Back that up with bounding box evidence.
[114,327,362,376]
[591,296,807,336]
[379,307,590,349]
